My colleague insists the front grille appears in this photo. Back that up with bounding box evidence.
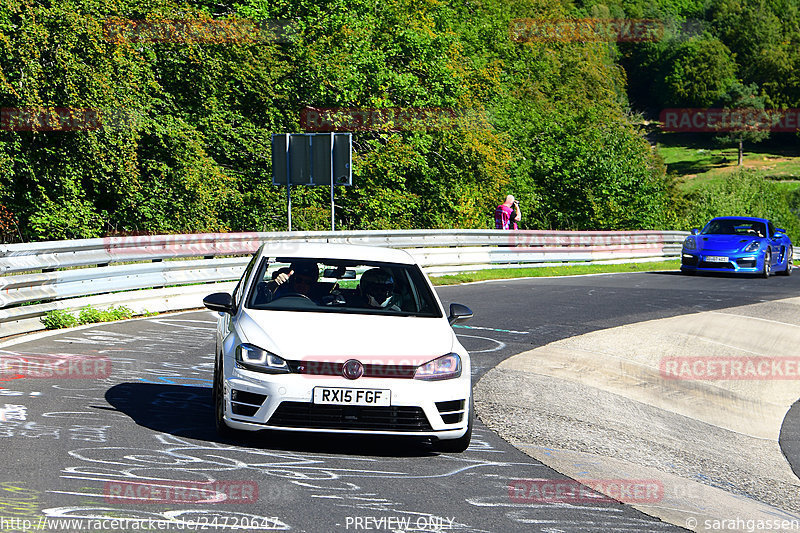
[268,402,432,431]
[736,259,757,268]
[289,361,417,379]
[698,261,734,269]
[681,255,698,266]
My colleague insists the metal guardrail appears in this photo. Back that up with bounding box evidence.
[0,229,689,338]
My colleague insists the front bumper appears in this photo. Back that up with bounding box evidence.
[680,251,762,273]
[221,364,472,439]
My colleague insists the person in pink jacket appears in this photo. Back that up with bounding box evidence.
[494,195,521,230]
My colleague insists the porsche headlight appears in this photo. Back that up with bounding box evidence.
[235,343,289,374]
[744,241,761,252]
[414,353,462,381]
[683,237,697,251]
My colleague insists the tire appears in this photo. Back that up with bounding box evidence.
[434,398,473,453]
[778,246,793,276]
[213,356,235,438]
[762,250,771,278]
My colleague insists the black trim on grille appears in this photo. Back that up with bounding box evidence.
[436,399,465,424]
[268,402,432,431]
[681,255,698,266]
[288,361,417,379]
[231,389,267,405]
[230,389,266,418]
[232,404,259,417]
[736,259,757,268]
[435,400,465,413]
[698,261,734,269]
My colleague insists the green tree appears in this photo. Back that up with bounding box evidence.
[658,35,738,107]
[713,82,771,166]
[710,0,800,108]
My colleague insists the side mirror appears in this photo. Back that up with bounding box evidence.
[203,292,235,314]
[690,228,700,235]
[448,303,473,325]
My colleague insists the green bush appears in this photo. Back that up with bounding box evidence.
[78,305,105,324]
[683,171,800,243]
[40,309,79,330]
[104,306,134,321]
[43,305,140,330]
[79,305,134,324]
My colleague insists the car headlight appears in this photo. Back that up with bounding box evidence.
[744,241,761,252]
[235,343,289,374]
[414,353,462,381]
[683,237,696,251]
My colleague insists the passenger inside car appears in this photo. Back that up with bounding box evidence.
[353,268,402,311]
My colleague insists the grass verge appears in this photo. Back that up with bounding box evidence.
[430,260,681,285]
[654,132,800,193]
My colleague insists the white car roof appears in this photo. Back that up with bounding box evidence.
[255,242,418,265]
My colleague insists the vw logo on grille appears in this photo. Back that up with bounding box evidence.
[342,359,364,380]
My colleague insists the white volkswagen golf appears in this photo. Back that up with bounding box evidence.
[203,242,474,452]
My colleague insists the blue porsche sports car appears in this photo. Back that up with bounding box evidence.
[681,217,793,277]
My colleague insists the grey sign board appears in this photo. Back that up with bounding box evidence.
[272,133,352,186]
[271,132,353,231]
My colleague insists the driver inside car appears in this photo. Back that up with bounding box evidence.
[259,261,344,305]
[272,261,318,297]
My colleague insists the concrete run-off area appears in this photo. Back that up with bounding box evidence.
[476,296,800,532]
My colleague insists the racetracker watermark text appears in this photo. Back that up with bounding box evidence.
[660,108,800,132]
[104,480,258,504]
[103,17,290,44]
[508,478,663,504]
[300,107,483,132]
[510,18,664,42]
[0,107,140,132]
[660,357,800,380]
[101,232,266,257]
[0,352,110,379]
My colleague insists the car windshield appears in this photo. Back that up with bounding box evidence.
[701,219,767,237]
[246,257,442,317]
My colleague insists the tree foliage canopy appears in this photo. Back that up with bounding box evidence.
[0,0,794,241]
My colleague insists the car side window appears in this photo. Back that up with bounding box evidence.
[233,254,259,310]
[768,222,776,238]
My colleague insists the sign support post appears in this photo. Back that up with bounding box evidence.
[285,133,292,231]
[330,132,335,231]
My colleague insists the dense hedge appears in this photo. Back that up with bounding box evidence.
[0,0,797,242]
[685,171,800,240]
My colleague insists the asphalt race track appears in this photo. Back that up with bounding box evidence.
[2,270,799,533]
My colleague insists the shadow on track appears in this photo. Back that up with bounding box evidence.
[780,398,800,481]
[105,382,436,457]
[643,270,769,279]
